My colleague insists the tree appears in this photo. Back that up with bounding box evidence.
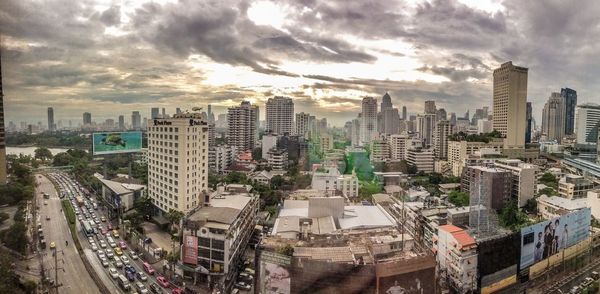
[359,180,382,200]
[133,196,154,218]
[225,172,248,184]
[3,222,28,254]
[538,187,557,197]
[539,172,558,189]
[53,152,73,166]
[34,147,53,161]
[165,209,184,232]
[523,198,538,214]
[448,190,469,207]
[271,175,285,190]
[277,244,294,256]
[252,147,262,160]
[499,200,530,231]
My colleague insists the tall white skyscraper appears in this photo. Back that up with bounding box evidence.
[493,61,528,149]
[381,92,393,112]
[147,111,209,214]
[541,92,565,142]
[228,101,259,151]
[434,120,452,159]
[382,108,400,135]
[575,103,600,145]
[351,117,361,147]
[266,96,294,135]
[360,97,378,145]
[417,113,436,147]
[295,112,310,137]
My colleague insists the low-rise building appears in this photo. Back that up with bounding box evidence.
[370,139,390,162]
[537,194,588,219]
[448,139,504,176]
[208,145,237,174]
[587,190,600,220]
[436,224,478,294]
[558,174,596,199]
[494,159,538,207]
[266,148,288,171]
[311,167,359,198]
[248,170,274,185]
[95,174,146,220]
[406,147,434,173]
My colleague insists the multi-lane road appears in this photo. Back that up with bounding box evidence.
[36,174,101,294]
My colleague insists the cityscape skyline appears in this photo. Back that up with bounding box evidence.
[2,0,600,126]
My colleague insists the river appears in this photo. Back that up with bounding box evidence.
[7,146,72,157]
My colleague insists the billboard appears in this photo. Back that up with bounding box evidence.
[92,132,142,155]
[260,251,291,294]
[519,208,591,269]
[376,255,436,294]
[182,236,198,265]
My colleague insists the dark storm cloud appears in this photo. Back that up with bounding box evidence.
[99,5,121,26]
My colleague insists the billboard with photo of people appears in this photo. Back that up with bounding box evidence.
[519,208,591,269]
[260,251,291,294]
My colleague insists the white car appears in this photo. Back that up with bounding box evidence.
[88,237,94,243]
[99,240,107,249]
[135,282,149,294]
[108,267,119,279]
[105,249,114,259]
[129,251,138,260]
[91,244,98,251]
[136,271,148,282]
[100,257,109,267]
[96,250,105,259]
[114,259,123,268]
[120,256,130,265]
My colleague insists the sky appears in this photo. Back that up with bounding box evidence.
[2,0,600,127]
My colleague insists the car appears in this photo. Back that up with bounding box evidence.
[121,255,130,265]
[43,201,48,205]
[101,216,106,222]
[239,272,253,281]
[592,271,600,280]
[100,257,109,267]
[570,286,581,294]
[149,283,162,294]
[114,259,124,268]
[115,247,123,256]
[94,218,101,224]
[234,282,251,290]
[96,249,105,258]
[88,237,94,243]
[143,262,155,275]
[107,223,113,230]
[91,244,98,251]
[171,288,183,294]
[129,251,139,260]
[108,267,119,279]
[46,215,51,220]
[244,268,255,275]
[106,249,115,259]
[99,240,107,249]
[119,241,127,250]
[78,216,83,221]
[136,271,148,282]
[135,282,149,294]
[156,276,169,288]
[231,289,240,294]
[112,230,120,238]
[49,242,56,249]
[125,265,137,275]
[582,277,594,287]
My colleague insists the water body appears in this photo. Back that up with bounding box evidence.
[7,146,71,157]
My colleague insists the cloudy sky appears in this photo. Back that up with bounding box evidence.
[1,0,599,127]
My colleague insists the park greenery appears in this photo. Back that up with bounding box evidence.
[412,172,461,197]
[448,190,469,207]
[448,130,504,143]
[7,132,90,148]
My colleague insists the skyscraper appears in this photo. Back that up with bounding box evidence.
[207,104,215,123]
[382,108,400,135]
[493,61,528,149]
[424,100,436,114]
[176,107,182,114]
[575,103,600,145]
[351,117,361,147]
[0,51,6,183]
[360,97,378,145]
[295,112,310,137]
[161,108,166,118]
[266,96,294,135]
[381,92,393,112]
[151,107,159,119]
[525,102,532,143]
[131,111,141,130]
[541,92,565,142]
[434,120,452,159]
[228,101,259,151]
[436,108,447,121]
[402,106,407,120]
[83,112,92,125]
[561,88,577,135]
[417,114,436,147]
[47,107,54,131]
[118,115,125,130]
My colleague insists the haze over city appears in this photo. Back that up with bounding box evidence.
[2,0,600,125]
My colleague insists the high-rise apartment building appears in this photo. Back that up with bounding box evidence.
[0,52,6,183]
[436,108,447,122]
[525,102,532,143]
[351,117,361,147]
[147,111,209,214]
[493,61,528,149]
[541,92,565,142]
[381,92,393,111]
[266,96,294,135]
[575,103,600,145]
[402,106,407,120]
[561,88,577,136]
[83,112,92,125]
[131,111,141,130]
[47,107,54,131]
[388,134,410,160]
[151,107,160,119]
[417,113,436,147]
[295,112,310,137]
[118,115,125,130]
[360,97,378,145]
[424,100,437,114]
[434,120,452,159]
[227,101,259,151]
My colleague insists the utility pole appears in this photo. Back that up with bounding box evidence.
[52,248,64,294]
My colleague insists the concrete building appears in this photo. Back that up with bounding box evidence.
[381,108,400,135]
[83,112,92,125]
[131,111,141,130]
[319,132,334,152]
[541,92,565,143]
[118,115,125,130]
[295,112,310,137]
[336,174,359,198]
[381,92,393,111]
[0,55,6,183]
[494,159,538,208]
[360,97,378,145]
[537,194,587,220]
[561,88,577,136]
[47,107,54,131]
[558,174,596,199]
[208,145,237,174]
[266,96,294,135]
[179,184,259,291]
[261,133,278,159]
[351,117,361,147]
[417,113,436,147]
[587,190,600,220]
[448,139,504,176]
[477,119,493,134]
[526,102,533,143]
[406,147,434,173]
[465,166,512,233]
[575,103,600,145]
[434,120,452,159]
[266,148,288,171]
[95,174,146,219]
[388,133,410,160]
[151,107,160,119]
[493,61,528,150]
[436,224,478,294]
[370,139,390,162]
[402,106,407,120]
[227,101,259,151]
[310,167,359,198]
[147,111,209,214]
[424,100,436,114]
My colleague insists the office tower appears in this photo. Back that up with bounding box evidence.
[151,107,159,119]
[381,92,393,111]
[161,108,166,118]
[493,61,528,149]
[0,51,6,183]
[47,107,54,131]
[118,115,125,130]
[541,92,565,142]
[265,96,293,135]
[360,97,378,144]
[382,108,400,135]
[351,117,361,147]
[449,112,457,125]
[575,103,600,145]
[131,111,141,130]
[176,107,182,114]
[424,100,436,114]
[295,112,310,137]
[525,102,532,143]
[417,113,436,147]
[402,106,407,120]
[436,108,447,121]
[147,111,208,214]
[227,101,259,151]
[434,120,452,159]
[561,88,577,135]
[83,112,92,125]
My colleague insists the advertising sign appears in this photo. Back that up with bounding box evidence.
[182,235,198,265]
[92,132,142,155]
[376,255,436,294]
[519,208,591,269]
[260,251,291,294]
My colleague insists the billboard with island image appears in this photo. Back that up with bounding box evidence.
[92,132,143,155]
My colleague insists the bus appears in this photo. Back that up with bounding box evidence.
[82,220,94,237]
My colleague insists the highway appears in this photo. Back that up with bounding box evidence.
[36,174,101,294]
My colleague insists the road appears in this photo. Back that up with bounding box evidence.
[36,174,101,294]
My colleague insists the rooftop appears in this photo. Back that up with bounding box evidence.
[537,195,588,211]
